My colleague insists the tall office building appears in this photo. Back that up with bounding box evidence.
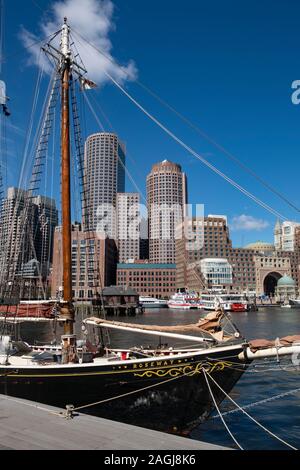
[0,188,58,290]
[116,193,140,263]
[274,220,300,252]
[0,188,30,284]
[84,132,126,237]
[147,160,187,264]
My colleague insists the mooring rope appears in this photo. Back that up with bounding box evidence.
[202,368,243,450]
[0,394,62,417]
[212,387,300,419]
[71,370,188,413]
[205,369,298,450]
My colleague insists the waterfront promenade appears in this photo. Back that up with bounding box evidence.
[0,394,229,450]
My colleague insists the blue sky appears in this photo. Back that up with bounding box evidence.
[1,0,300,247]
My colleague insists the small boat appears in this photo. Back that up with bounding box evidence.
[231,303,248,313]
[167,299,193,309]
[289,299,300,307]
[168,291,200,310]
[139,296,168,308]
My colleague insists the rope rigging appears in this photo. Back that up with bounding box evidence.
[204,368,298,450]
[100,70,287,221]
[71,28,300,216]
[69,30,289,222]
[0,69,60,299]
[70,76,106,315]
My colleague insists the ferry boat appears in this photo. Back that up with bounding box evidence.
[139,296,168,308]
[200,293,249,312]
[168,292,200,310]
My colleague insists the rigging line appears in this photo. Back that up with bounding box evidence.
[205,368,298,450]
[134,83,300,215]
[212,387,300,419]
[71,29,300,215]
[47,111,55,268]
[70,45,149,230]
[202,368,243,450]
[71,79,106,307]
[87,90,149,193]
[0,56,45,293]
[70,32,147,192]
[30,0,44,13]
[82,90,147,206]
[75,18,282,215]
[0,32,61,69]
[71,367,188,413]
[17,51,44,189]
[4,69,56,297]
[102,70,287,221]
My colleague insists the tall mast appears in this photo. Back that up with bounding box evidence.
[60,18,73,335]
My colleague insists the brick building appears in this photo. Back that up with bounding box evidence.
[117,262,176,299]
[175,215,300,296]
[51,224,117,301]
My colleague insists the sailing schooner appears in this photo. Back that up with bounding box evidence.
[1,19,300,435]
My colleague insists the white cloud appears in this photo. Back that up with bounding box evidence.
[231,215,270,231]
[19,0,138,86]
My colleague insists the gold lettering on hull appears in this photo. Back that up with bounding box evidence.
[133,361,234,379]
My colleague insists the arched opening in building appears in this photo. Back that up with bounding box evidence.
[263,272,282,297]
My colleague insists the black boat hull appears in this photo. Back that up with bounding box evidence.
[0,346,250,434]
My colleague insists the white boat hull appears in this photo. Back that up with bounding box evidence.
[168,303,192,310]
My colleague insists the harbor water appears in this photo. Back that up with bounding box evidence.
[19,306,300,450]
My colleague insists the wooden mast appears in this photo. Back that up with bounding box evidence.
[60,18,74,335]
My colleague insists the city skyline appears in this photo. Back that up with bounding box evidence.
[1,0,300,248]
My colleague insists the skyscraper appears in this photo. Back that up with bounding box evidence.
[0,188,30,285]
[116,192,140,263]
[84,132,126,237]
[147,160,187,264]
[0,188,58,293]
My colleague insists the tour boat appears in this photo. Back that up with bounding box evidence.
[168,291,200,310]
[139,296,168,309]
[201,293,249,312]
